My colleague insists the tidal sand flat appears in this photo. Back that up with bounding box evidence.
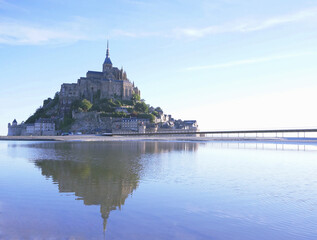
[0,140,317,239]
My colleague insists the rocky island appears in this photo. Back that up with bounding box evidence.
[8,42,198,136]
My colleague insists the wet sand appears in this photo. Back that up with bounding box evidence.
[1,135,317,143]
[0,135,213,142]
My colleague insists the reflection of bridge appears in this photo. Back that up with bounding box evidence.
[208,141,317,151]
[107,128,317,139]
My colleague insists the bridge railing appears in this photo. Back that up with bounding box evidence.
[106,128,317,138]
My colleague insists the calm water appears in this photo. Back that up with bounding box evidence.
[0,140,317,240]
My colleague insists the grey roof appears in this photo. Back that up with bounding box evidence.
[104,57,112,65]
[87,71,103,74]
[36,118,54,123]
[86,71,103,78]
[184,120,197,124]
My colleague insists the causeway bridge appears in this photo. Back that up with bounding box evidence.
[107,128,317,139]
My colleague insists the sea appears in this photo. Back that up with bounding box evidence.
[0,140,317,239]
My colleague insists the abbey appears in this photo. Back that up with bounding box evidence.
[8,42,199,136]
[59,42,140,112]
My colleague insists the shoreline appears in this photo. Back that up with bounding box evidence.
[1,135,317,144]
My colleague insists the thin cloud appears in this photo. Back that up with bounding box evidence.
[111,7,317,39]
[0,0,14,9]
[122,0,152,6]
[234,7,317,32]
[0,17,96,45]
[110,29,162,38]
[0,0,27,12]
[185,52,314,71]
[175,7,317,38]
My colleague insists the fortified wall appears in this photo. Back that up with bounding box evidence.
[71,111,114,133]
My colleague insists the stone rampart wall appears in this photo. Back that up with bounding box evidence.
[71,111,121,133]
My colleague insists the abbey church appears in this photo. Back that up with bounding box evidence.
[59,42,140,112]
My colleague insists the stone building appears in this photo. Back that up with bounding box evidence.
[121,118,150,131]
[59,42,140,113]
[8,118,55,136]
[34,118,56,136]
[8,119,24,136]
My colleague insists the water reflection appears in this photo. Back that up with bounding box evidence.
[207,141,317,151]
[2,140,317,239]
[30,141,199,231]
[34,159,138,231]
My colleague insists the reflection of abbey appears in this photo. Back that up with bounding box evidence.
[60,41,140,112]
[33,141,198,231]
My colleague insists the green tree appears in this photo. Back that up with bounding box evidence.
[152,111,160,118]
[155,107,163,113]
[59,115,74,131]
[51,92,59,107]
[138,113,155,123]
[131,110,138,117]
[148,114,155,123]
[114,99,122,107]
[71,100,81,111]
[93,90,101,103]
[80,99,92,112]
[135,102,148,113]
[122,100,134,106]
[25,107,48,124]
[107,98,116,107]
[132,93,141,101]
[91,98,121,112]
[43,98,52,106]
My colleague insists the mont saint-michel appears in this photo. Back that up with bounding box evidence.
[8,43,198,136]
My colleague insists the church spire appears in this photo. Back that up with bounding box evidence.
[106,40,110,58]
[103,40,113,71]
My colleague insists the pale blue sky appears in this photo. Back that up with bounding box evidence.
[1,0,317,135]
